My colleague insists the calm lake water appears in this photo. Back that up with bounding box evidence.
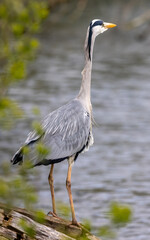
[1,1,150,239]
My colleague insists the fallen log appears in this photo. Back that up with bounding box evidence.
[0,203,100,240]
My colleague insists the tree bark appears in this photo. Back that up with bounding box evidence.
[0,203,100,240]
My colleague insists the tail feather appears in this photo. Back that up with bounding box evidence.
[11,148,23,165]
[11,136,41,165]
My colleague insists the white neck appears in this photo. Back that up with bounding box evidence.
[77,27,96,113]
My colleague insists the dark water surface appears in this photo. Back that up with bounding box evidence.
[1,2,150,239]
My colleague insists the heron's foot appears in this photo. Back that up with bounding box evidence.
[47,211,58,218]
[71,219,81,227]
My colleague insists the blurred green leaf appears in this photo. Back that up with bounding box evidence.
[8,60,26,80]
[0,162,11,176]
[30,38,39,49]
[0,4,7,18]
[20,219,36,238]
[22,146,30,155]
[98,225,116,239]
[18,159,34,178]
[32,121,44,136]
[0,180,10,198]
[0,98,24,129]
[36,142,50,157]
[108,202,132,227]
[32,107,41,116]
[19,9,29,22]
[82,219,91,232]
[57,201,70,218]
[11,23,25,36]
[0,157,38,209]
[34,210,45,224]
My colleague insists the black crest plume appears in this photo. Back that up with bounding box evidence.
[87,20,103,61]
[87,23,92,61]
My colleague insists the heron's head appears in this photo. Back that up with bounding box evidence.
[87,19,116,60]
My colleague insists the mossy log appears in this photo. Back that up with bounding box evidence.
[0,203,100,240]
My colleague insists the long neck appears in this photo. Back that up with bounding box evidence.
[77,27,96,112]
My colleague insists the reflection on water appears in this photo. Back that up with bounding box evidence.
[1,1,150,239]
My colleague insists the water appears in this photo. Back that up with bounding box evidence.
[1,1,150,239]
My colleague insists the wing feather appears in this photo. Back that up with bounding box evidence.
[25,99,92,165]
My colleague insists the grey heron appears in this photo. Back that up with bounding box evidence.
[11,19,116,226]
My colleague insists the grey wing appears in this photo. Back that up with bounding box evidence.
[25,99,92,165]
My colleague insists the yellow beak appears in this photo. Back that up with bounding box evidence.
[103,22,117,28]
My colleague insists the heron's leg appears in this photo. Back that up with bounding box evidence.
[48,164,57,217]
[66,160,80,226]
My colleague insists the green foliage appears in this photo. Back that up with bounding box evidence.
[0,98,24,129]
[57,201,71,218]
[98,225,116,239]
[19,210,45,239]
[32,120,45,136]
[0,162,45,237]
[97,202,132,239]
[22,145,30,156]
[20,218,36,238]
[108,202,132,227]
[81,219,92,232]
[18,159,36,180]
[0,0,49,226]
[0,162,37,210]
[34,209,46,224]
[0,0,49,129]
[53,200,132,239]
[8,60,26,80]
[19,210,46,238]
[32,106,41,116]
[36,142,50,158]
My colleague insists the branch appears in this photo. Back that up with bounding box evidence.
[0,203,100,240]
